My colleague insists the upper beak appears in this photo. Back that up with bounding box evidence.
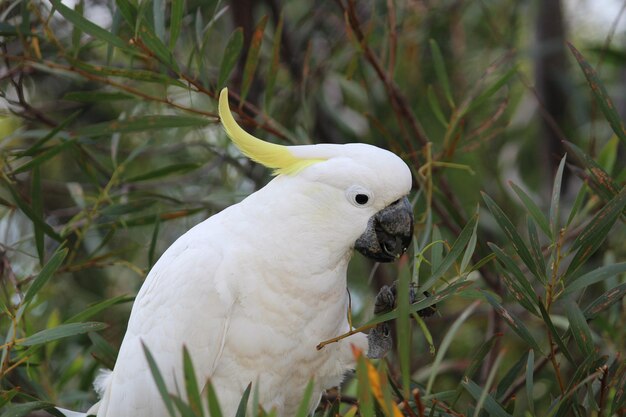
[355,196,414,262]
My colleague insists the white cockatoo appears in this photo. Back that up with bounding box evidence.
[58,88,414,417]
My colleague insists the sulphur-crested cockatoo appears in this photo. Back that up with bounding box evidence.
[58,88,414,417]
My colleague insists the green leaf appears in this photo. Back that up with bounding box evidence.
[583,282,626,319]
[0,402,62,417]
[460,208,479,272]
[66,295,133,323]
[218,28,244,90]
[527,218,547,281]
[169,0,185,50]
[64,91,134,102]
[115,0,138,27]
[240,16,268,105]
[509,181,551,238]
[421,214,478,292]
[125,163,201,182]
[462,379,513,417]
[137,21,180,73]
[69,60,185,86]
[75,116,210,137]
[18,110,81,157]
[566,186,626,276]
[562,140,620,203]
[426,301,479,395]
[2,178,63,241]
[142,342,177,417]
[482,192,541,280]
[235,383,252,417]
[526,349,535,415]
[454,333,502,406]
[183,346,203,415]
[483,291,542,353]
[31,166,44,265]
[397,268,411,398]
[19,322,107,346]
[23,248,68,305]
[265,12,284,110]
[427,85,448,128]
[565,262,626,294]
[568,43,626,147]
[495,350,528,401]
[294,379,315,417]
[89,331,118,369]
[488,243,539,313]
[206,379,224,417]
[13,139,75,174]
[148,215,161,269]
[49,0,129,50]
[550,155,567,237]
[429,39,454,109]
[465,65,517,115]
[566,302,594,356]
[153,0,165,42]
[536,301,575,364]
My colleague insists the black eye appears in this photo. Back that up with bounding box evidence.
[355,194,369,205]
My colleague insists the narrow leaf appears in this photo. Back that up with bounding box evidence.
[0,402,61,417]
[66,295,133,323]
[536,301,575,364]
[125,163,201,182]
[482,192,540,280]
[206,380,224,417]
[240,16,268,105]
[566,186,626,276]
[462,379,512,417]
[75,116,210,137]
[566,302,594,356]
[235,383,252,417]
[426,301,479,395]
[31,166,44,264]
[142,343,177,417]
[488,243,539,312]
[64,91,134,102]
[294,379,315,417]
[429,39,454,108]
[509,181,551,238]
[549,155,567,238]
[183,346,203,415]
[421,214,478,292]
[526,349,535,415]
[88,331,118,369]
[565,262,626,294]
[265,12,284,110]
[49,0,129,50]
[169,0,184,49]
[218,28,244,90]
[23,248,68,305]
[583,282,626,319]
[484,291,542,353]
[137,21,180,72]
[568,43,626,146]
[153,0,165,42]
[19,322,107,346]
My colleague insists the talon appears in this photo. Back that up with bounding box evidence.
[367,322,392,359]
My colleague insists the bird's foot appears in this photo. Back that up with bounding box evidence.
[366,281,437,359]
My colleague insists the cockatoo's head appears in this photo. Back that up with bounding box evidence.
[218,88,414,262]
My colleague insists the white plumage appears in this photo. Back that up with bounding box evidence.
[59,89,413,417]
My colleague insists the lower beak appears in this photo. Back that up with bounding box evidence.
[355,196,414,262]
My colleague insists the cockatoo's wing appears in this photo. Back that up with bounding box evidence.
[95,218,236,417]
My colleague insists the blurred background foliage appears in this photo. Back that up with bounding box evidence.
[0,0,625,416]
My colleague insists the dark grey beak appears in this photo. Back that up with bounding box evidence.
[355,196,414,262]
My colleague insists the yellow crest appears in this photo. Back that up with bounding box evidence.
[218,88,324,175]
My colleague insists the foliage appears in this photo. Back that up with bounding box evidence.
[1,0,625,416]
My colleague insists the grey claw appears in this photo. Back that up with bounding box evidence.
[374,284,396,315]
[367,322,392,359]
